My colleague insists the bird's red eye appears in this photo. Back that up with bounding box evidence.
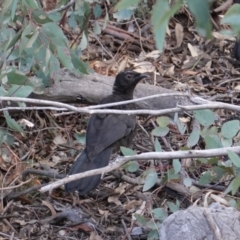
[126,74,131,79]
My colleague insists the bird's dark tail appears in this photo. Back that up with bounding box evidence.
[65,148,112,195]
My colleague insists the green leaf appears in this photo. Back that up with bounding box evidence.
[156,116,169,127]
[201,126,218,138]
[143,171,158,191]
[79,32,88,51]
[57,46,74,70]
[193,109,215,127]
[19,23,35,54]
[221,137,232,148]
[2,0,13,14]
[42,22,67,47]
[11,0,18,21]
[187,128,200,147]
[174,112,186,134]
[205,135,222,149]
[167,201,179,212]
[224,179,234,194]
[113,9,134,21]
[70,50,88,74]
[154,138,162,152]
[124,161,139,172]
[146,220,160,230]
[227,150,240,168]
[221,120,239,139]
[0,130,14,146]
[212,167,225,181]
[4,111,24,135]
[183,177,192,187]
[48,54,60,81]
[232,176,240,195]
[74,133,86,144]
[173,159,181,173]
[166,168,179,180]
[6,29,23,51]
[134,214,147,225]
[26,30,39,48]
[115,0,141,11]
[93,21,101,35]
[23,0,39,10]
[199,171,211,184]
[93,4,102,18]
[152,126,169,137]
[32,10,53,24]
[120,146,135,156]
[7,85,33,97]
[152,208,168,221]
[152,0,182,51]
[147,230,159,240]
[186,0,211,38]
[5,71,29,85]
[221,4,240,35]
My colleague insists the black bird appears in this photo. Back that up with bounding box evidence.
[65,71,147,195]
[234,0,240,60]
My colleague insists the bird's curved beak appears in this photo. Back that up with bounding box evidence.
[136,73,149,81]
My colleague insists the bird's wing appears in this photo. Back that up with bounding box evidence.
[85,113,136,159]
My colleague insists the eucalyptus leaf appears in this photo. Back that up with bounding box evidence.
[4,111,24,135]
[193,109,215,127]
[125,161,139,172]
[167,201,179,212]
[227,150,240,168]
[221,120,239,139]
[143,171,158,191]
[152,126,169,137]
[183,177,192,187]
[115,0,141,11]
[74,133,86,144]
[173,159,181,173]
[186,0,211,38]
[152,0,182,51]
[154,138,162,152]
[232,176,240,195]
[120,146,135,156]
[57,46,74,70]
[205,135,222,149]
[187,128,200,147]
[152,208,168,221]
[156,116,169,127]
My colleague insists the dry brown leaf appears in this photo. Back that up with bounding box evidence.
[163,65,175,77]
[18,119,34,128]
[187,43,198,57]
[210,194,229,206]
[124,200,142,210]
[42,200,56,215]
[133,61,155,73]
[118,55,129,72]
[212,31,235,41]
[145,50,161,59]
[90,232,103,240]
[53,134,67,145]
[175,23,184,47]
[182,70,198,76]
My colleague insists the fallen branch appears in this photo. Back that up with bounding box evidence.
[40,146,240,193]
[1,95,240,116]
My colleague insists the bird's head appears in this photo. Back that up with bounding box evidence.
[113,71,148,97]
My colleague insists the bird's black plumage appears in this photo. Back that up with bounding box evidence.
[65,71,147,195]
[233,0,240,60]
